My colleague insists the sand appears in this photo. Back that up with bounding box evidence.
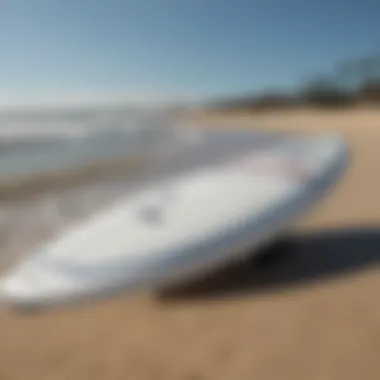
[0,108,380,380]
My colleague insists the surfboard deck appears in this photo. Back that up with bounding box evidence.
[0,129,350,311]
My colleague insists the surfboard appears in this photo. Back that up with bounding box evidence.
[0,129,349,310]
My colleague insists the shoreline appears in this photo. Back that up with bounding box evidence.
[0,154,147,203]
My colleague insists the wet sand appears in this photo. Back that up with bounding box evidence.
[0,108,380,380]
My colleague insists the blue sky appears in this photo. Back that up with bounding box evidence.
[0,0,379,106]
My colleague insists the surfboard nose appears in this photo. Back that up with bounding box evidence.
[0,273,42,310]
[0,265,83,311]
[0,276,30,302]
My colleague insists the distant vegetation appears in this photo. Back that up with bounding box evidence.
[208,53,380,111]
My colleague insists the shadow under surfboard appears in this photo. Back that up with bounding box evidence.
[158,226,380,302]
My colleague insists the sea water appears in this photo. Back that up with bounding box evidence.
[0,108,175,178]
[0,107,178,269]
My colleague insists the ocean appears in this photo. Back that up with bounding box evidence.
[0,107,180,269]
[0,108,176,179]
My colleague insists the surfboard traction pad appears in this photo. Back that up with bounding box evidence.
[0,129,350,311]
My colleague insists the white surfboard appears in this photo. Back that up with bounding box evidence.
[0,130,349,310]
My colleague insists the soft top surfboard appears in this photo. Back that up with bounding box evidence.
[0,129,349,310]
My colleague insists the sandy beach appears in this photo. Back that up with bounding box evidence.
[0,108,380,380]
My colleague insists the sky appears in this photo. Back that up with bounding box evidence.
[0,0,379,107]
